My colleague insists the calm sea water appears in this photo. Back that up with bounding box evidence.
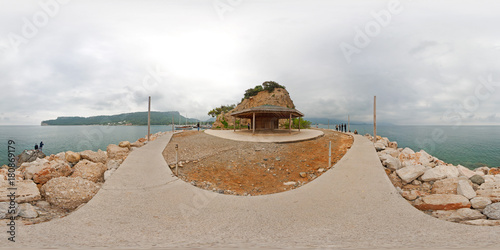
[317,124,500,169]
[1,125,498,170]
[0,125,174,166]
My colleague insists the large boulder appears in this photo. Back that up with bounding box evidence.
[18,203,38,218]
[33,159,72,185]
[71,160,107,183]
[380,148,399,158]
[80,149,107,164]
[414,194,471,210]
[65,151,81,164]
[457,179,476,199]
[41,177,100,210]
[470,197,492,209]
[470,174,485,185]
[381,155,402,171]
[18,158,49,180]
[107,144,129,160]
[106,159,122,170]
[421,165,459,182]
[483,203,500,220]
[0,180,40,203]
[119,141,131,149]
[432,208,486,222]
[16,149,46,166]
[396,164,426,183]
[131,140,145,148]
[457,165,476,178]
[431,178,461,195]
[374,142,386,151]
[476,181,500,202]
[0,202,18,219]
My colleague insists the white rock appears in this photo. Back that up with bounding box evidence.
[400,147,415,156]
[470,196,492,209]
[417,150,432,166]
[19,158,49,180]
[381,155,402,171]
[457,180,476,199]
[380,148,399,158]
[483,175,495,183]
[483,203,500,220]
[421,165,459,182]
[457,165,475,178]
[104,169,115,181]
[374,142,386,151]
[18,203,38,218]
[396,164,426,183]
[474,170,485,177]
[432,208,486,222]
[284,181,296,186]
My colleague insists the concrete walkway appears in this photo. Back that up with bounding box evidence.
[6,132,500,249]
[205,129,324,143]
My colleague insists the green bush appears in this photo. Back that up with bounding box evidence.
[281,118,311,129]
[242,81,286,101]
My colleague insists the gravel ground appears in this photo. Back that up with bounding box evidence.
[162,129,353,195]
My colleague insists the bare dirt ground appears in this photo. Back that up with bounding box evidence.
[162,129,353,196]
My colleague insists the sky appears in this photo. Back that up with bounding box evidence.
[1,0,500,125]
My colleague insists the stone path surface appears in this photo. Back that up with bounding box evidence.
[5,132,500,249]
[205,129,324,143]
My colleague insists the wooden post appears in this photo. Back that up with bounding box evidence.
[374,96,377,143]
[328,141,331,168]
[252,112,255,134]
[147,96,151,141]
[289,113,292,134]
[233,116,236,132]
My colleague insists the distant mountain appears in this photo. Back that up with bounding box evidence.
[41,111,204,126]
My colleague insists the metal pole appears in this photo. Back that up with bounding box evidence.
[253,112,255,134]
[328,141,331,168]
[175,144,178,176]
[374,96,377,143]
[148,96,151,141]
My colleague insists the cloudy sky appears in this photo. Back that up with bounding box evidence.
[1,0,500,125]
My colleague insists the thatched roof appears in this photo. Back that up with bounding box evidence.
[230,105,304,119]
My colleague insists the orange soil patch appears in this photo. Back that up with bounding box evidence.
[162,129,353,196]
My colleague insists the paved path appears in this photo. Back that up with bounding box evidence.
[205,129,324,143]
[6,132,500,249]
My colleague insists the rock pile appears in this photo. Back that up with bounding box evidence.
[0,132,168,223]
[369,134,500,226]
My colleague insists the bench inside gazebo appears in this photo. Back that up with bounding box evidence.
[230,105,304,134]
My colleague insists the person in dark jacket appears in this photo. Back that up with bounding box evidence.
[39,141,44,151]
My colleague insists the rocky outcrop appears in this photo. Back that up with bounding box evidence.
[33,159,72,185]
[65,151,81,164]
[18,158,49,180]
[119,141,131,149]
[476,182,500,202]
[16,149,46,167]
[107,144,129,160]
[41,177,100,210]
[212,87,296,128]
[80,149,107,164]
[71,160,107,183]
[375,135,500,225]
[414,194,471,210]
[0,180,40,203]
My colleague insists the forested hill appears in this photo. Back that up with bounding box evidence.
[41,111,201,126]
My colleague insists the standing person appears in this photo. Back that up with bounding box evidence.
[344,123,346,132]
[197,122,200,131]
[34,144,38,150]
[335,125,338,131]
[39,141,44,151]
[247,123,250,130]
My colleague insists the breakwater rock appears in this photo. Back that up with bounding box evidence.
[368,134,500,226]
[0,131,167,224]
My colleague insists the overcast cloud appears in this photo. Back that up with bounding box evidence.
[1,0,500,125]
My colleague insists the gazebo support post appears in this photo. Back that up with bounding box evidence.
[298,117,301,132]
[233,116,236,132]
[253,112,255,135]
[289,113,292,134]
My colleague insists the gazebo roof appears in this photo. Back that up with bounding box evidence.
[230,105,304,119]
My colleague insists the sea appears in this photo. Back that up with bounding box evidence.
[317,124,500,170]
[0,125,178,167]
[1,125,498,170]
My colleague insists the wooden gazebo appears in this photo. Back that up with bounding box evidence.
[230,105,304,134]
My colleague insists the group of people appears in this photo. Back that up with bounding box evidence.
[335,124,348,133]
[34,141,44,151]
